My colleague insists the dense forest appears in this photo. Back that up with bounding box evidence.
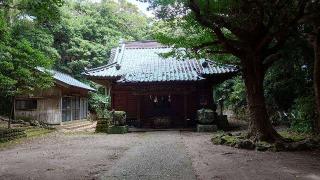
[0,0,319,140]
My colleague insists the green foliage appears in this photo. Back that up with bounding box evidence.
[0,0,63,118]
[211,132,240,146]
[0,128,26,143]
[53,0,151,77]
[290,96,315,133]
[112,111,126,126]
[215,76,247,121]
[0,14,54,97]
[151,17,238,63]
[0,0,151,118]
[95,118,110,133]
[88,92,110,118]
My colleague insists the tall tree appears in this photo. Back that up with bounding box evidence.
[301,1,320,133]
[0,0,63,128]
[149,0,309,142]
[52,0,151,77]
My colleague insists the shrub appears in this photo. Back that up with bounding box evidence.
[88,92,110,118]
[95,118,110,133]
[0,128,26,143]
[290,96,315,133]
[112,111,126,126]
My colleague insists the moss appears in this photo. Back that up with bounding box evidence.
[24,127,54,138]
[279,130,310,142]
[256,141,273,151]
[107,125,128,134]
[0,127,54,150]
[212,130,320,152]
[211,133,240,146]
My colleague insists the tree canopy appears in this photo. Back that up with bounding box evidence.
[148,0,320,141]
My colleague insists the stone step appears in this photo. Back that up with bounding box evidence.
[71,122,96,132]
[60,121,93,130]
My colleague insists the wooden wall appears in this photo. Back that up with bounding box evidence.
[15,85,90,125]
[110,82,215,127]
[15,97,62,125]
[15,86,63,125]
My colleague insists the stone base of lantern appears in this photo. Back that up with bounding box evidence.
[196,124,217,132]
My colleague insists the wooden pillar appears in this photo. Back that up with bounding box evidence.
[183,92,188,127]
[136,95,141,127]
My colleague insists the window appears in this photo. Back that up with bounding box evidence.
[15,99,37,110]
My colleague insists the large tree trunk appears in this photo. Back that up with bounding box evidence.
[313,29,320,133]
[242,56,282,142]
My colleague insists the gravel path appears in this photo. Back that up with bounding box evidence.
[99,131,196,180]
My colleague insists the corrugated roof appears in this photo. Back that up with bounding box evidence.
[83,41,237,83]
[38,68,95,91]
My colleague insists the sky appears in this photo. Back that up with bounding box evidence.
[90,0,154,17]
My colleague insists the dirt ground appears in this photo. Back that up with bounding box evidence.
[182,132,320,180]
[0,132,142,180]
[0,131,320,180]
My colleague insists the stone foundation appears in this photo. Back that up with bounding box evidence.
[196,124,217,132]
[108,125,128,134]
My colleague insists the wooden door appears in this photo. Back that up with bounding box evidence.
[62,97,71,122]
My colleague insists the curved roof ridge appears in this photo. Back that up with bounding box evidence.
[84,62,117,73]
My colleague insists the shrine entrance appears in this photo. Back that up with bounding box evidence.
[138,94,188,128]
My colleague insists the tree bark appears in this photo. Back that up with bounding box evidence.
[313,29,320,133]
[242,55,282,142]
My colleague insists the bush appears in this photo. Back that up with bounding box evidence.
[112,111,126,126]
[88,92,110,118]
[95,118,110,133]
[0,128,27,143]
[95,111,127,133]
[290,96,315,133]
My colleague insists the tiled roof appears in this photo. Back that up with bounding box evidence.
[38,68,95,91]
[83,41,237,83]
[52,70,95,91]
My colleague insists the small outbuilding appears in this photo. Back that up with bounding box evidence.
[83,40,237,128]
[14,70,95,125]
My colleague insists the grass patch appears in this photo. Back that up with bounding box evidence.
[24,127,54,138]
[0,127,55,150]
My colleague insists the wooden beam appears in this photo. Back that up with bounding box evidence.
[137,95,141,127]
[183,93,188,128]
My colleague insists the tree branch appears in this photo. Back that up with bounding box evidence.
[192,41,221,50]
[263,52,282,69]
